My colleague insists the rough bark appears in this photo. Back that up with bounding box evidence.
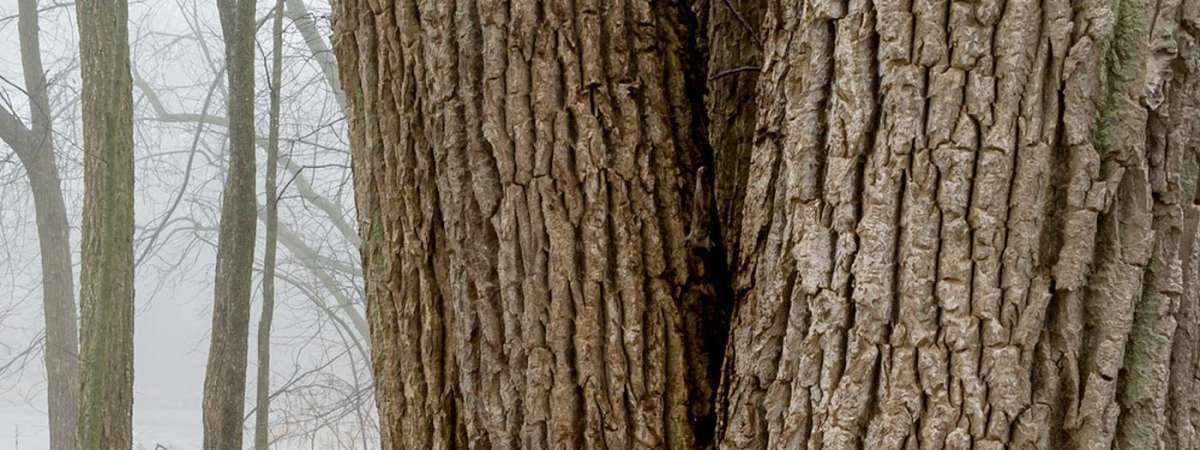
[254,0,285,448]
[202,0,258,448]
[332,0,730,447]
[0,3,82,449]
[715,0,1200,447]
[335,0,1200,445]
[74,0,136,447]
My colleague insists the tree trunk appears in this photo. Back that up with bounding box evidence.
[334,0,1200,447]
[254,0,285,447]
[715,0,1200,447]
[24,141,80,450]
[0,2,83,449]
[202,0,258,448]
[74,0,136,447]
[333,0,730,447]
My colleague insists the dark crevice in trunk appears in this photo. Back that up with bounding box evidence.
[672,0,744,446]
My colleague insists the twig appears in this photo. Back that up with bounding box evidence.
[709,65,760,81]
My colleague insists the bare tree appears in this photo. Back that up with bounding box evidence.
[0,2,79,449]
[202,0,258,448]
[2,1,374,447]
[283,0,342,107]
[75,0,136,447]
[254,0,285,447]
[131,9,375,436]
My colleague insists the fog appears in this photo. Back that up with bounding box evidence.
[0,0,372,448]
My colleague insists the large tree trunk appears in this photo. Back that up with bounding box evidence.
[0,2,82,449]
[335,0,1200,447]
[715,0,1200,447]
[333,0,730,447]
[74,0,136,447]
[202,0,258,448]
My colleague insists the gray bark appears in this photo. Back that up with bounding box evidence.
[0,3,81,449]
[254,0,285,447]
[74,0,136,447]
[202,0,258,448]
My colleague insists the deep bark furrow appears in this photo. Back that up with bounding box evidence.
[1115,0,1195,445]
[705,0,765,267]
[337,0,1200,444]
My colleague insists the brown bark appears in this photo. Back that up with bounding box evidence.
[0,2,81,449]
[715,0,1200,447]
[335,0,1200,446]
[74,0,136,447]
[333,0,728,447]
[202,0,258,448]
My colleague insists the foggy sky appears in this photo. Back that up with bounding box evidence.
[0,0,365,448]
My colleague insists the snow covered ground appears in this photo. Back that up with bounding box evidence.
[0,406,202,450]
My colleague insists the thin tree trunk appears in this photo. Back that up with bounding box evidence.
[333,0,730,447]
[203,0,258,448]
[0,2,83,449]
[74,0,136,447]
[24,142,79,450]
[254,0,285,447]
